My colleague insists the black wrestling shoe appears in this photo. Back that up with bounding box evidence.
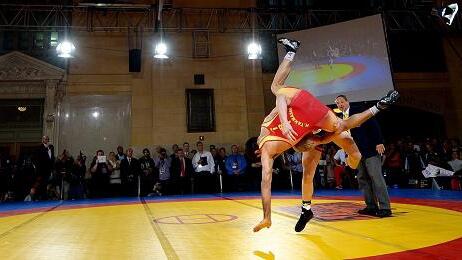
[376,209,392,218]
[278,37,301,53]
[376,90,400,110]
[294,208,313,232]
[357,207,377,216]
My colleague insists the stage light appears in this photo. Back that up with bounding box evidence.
[56,40,76,58]
[433,3,459,25]
[92,111,99,118]
[442,3,459,25]
[154,42,169,59]
[247,42,262,60]
[17,106,27,112]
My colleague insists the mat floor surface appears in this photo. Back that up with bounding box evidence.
[1,189,462,260]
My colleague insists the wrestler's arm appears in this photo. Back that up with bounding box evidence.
[276,94,298,141]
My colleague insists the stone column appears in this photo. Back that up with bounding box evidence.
[43,79,59,145]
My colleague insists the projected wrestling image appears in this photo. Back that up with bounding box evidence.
[279,14,395,104]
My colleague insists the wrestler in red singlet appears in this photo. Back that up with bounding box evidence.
[258,87,329,149]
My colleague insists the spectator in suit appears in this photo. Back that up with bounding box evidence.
[183,142,194,160]
[120,148,140,196]
[36,135,55,200]
[171,148,194,194]
[336,95,391,217]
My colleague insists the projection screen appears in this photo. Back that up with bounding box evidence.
[278,14,395,104]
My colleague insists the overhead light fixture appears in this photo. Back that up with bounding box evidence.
[56,40,76,58]
[92,111,99,118]
[442,3,459,25]
[154,42,169,59]
[433,3,459,26]
[247,42,262,60]
[17,106,27,112]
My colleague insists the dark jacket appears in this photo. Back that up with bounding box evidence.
[36,144,55,177]
[120,157,141,184]
[171,157,194,180]
[349,105,384,159]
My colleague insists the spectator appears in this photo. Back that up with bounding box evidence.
[107,152,122,197]
[225,145,247,191]
[285,148,302,190]
[19,155,36,200]
[423,143,442,167]
[183,142,194,160]
[171,144,179,161]
[90,150,112,198]
[404,142,425,185]
[120,148,140,197]
[192,141,215,193]
[154,148,172,195]
[448,151,462,190]
[139,148,157,196]
[384,143,403,188]
[115,146,126,161]
[448,150,462,173]
[245,137,262,191]
[325,145,337,188]
[333,148,347,190]
[69,154,86,199]
[171,148,194,194]
[55,149,74,200]
[216,147,227,176]
[35,135,55,200]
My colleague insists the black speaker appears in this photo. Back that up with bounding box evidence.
[194,74,205,85]
[129,49,142,72]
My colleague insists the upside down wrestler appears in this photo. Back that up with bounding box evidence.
[253,38,399,232]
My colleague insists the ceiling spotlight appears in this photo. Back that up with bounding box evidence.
[56,40,76,58]
[433,3,459,26]
[442,3,459,25]
[154,42,169,59]
[92,111,99,118]
[247,42,262,60]
[17,106,27,112]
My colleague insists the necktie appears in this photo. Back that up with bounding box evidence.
[180,159,185,177]
[343,112,350,134]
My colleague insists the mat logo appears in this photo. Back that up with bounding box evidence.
[154,214,238,224]
[279,202,376,221]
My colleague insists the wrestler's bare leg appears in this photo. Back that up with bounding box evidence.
[294,148,322,232]
[316,110,376,134]
[295,131,361,169]
[253,140,292,232]
[270,38,300,94]
[301,149,322,202]
[332,132,362,169]
[270,59,292,94]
